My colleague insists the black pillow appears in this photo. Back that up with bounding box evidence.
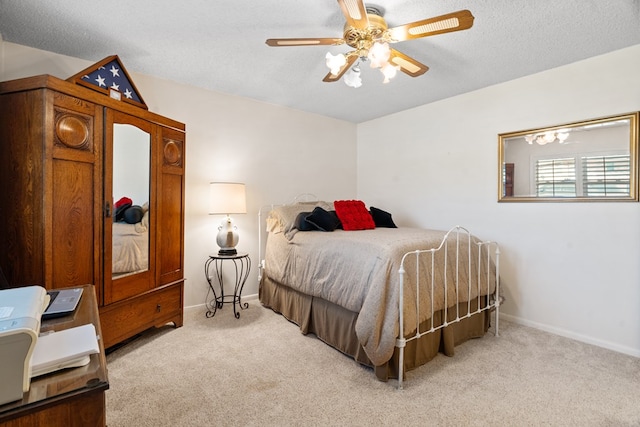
[293,211,317,231]
[115,202,132,222]
[305,207,341,231]
[369,206,397,228]
[330,211,343,229]
[123,205,144,224]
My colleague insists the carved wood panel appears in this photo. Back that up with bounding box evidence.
[53,108,93,151]
[162,138,183,167]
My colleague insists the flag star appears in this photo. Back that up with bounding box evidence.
[110,65,120,77]
[124,88,133,99]
[98,66,105,70]
[95,74,106,87]
[82,74,90,80]
[111,82,120,91]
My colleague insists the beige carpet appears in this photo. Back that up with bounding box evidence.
[106,303,640,426]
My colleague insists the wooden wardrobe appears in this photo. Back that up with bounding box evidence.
[0,73,185,349]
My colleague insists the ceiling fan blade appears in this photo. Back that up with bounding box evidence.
[387,9,474,41]
[322,54,358,82]
[266,38,345,47]
[389,49,429,77]
[337,0,369,29]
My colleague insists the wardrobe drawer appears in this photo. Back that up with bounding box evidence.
[151,283,183,322]
[99,282,183,349]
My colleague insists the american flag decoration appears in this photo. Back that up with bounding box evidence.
[67,55,147,110]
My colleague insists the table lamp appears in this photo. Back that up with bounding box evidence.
[209,182,247,256]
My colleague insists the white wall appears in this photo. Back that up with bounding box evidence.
[357,44,640,357]
[4,39,640,359]
[0,42,358,309]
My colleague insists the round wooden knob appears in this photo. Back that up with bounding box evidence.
[56,114,89,148]
[163,140,181,165]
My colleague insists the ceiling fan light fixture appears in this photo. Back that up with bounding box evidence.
[266,1,475,87]
[525,130,572,145]
[343,66,362,88]
[325,52,347,75]
[380,62,399,83]
[367,41,391,68]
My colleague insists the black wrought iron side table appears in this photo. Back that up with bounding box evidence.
[204,253,251,319]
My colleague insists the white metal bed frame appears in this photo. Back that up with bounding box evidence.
[257,194,319,277]
[257,197,501,390]
[396,225,500,389]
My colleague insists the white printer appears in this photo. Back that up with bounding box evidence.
[0,286,48,405]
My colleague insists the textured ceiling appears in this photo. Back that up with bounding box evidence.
[1,0,639,123]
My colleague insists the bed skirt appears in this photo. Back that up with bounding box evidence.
[259,275,491,381]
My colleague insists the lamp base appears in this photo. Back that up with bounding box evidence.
[217,248,238,256]
[216,215,240,257]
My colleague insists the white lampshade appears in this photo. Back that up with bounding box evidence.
[209,182,246,215]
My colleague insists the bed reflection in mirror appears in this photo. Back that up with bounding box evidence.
[112,124,150,278]
[498,112,639,202]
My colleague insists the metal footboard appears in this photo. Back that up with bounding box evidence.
[396,226,500,389]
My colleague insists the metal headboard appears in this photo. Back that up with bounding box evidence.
[257,193,319,283]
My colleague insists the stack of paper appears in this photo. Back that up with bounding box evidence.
[30,323,99,377]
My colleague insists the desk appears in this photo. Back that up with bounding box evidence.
[204,253,251,319]
[0,284,109,427]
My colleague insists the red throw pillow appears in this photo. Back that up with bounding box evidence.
[114,197,132,209]
[334,200,375,231]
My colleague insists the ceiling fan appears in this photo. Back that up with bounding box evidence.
[265,0,474,87]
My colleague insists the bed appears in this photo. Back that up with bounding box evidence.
[112,209,149,276]
[258,198,501,388]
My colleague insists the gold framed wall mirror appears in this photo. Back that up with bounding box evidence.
[498,112,639,202]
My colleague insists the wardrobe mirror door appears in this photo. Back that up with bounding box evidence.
[112,123,151,279]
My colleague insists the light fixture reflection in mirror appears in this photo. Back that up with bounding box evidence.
[498,112,639,202]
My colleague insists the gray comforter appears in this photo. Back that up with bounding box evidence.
[264,227,496,366]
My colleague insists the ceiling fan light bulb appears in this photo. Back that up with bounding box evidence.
[325,52,347,75]
[543,131,556,143]
[367,42,391,68]
[344,68,362,88]
[381,63,399,83]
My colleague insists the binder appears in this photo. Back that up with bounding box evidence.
[30,323,99,377]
